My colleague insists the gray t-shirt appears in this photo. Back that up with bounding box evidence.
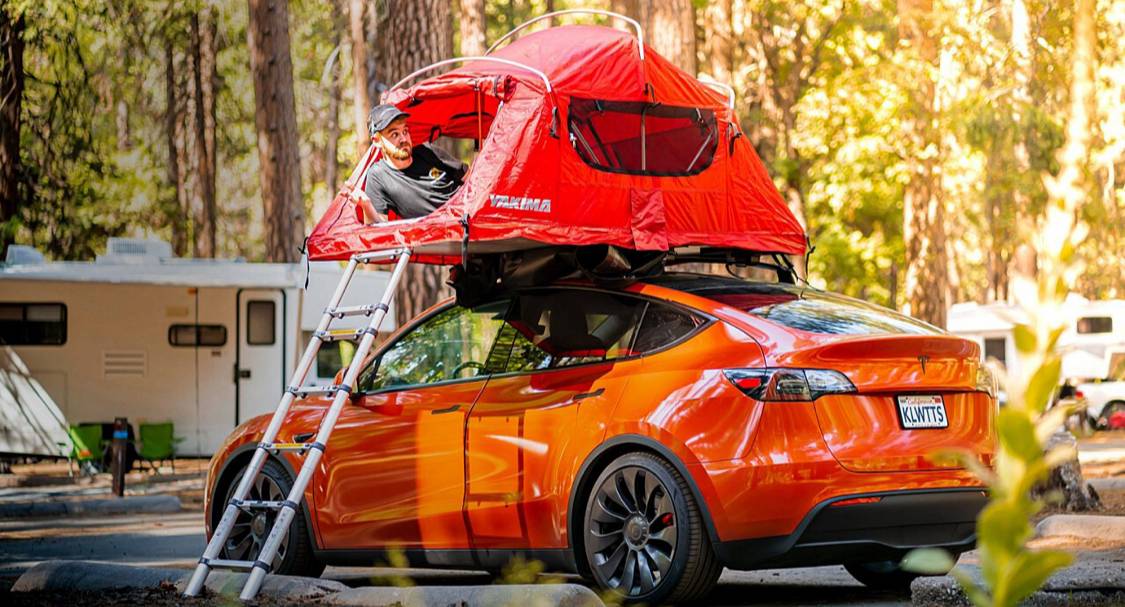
[364,144,465,219]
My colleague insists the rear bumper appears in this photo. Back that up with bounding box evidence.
[714,488,985,570]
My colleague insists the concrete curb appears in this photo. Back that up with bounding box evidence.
[0,494,181,518]
[912,561,1125,607]
[324,584,604,607]
[1087,477,1125,492]
[1036,514,1125,541]
[10,560,605,606]
[11,560,347,601]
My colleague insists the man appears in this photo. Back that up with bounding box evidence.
[351,104,466,223]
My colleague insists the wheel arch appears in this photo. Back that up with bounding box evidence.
[566,434,722,578]
[210,444,321,552]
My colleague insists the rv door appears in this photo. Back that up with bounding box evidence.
[236,289,286,424]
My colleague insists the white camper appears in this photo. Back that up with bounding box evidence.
[0,239,394,456]
[948,295,1125,382]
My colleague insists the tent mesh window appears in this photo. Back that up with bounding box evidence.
[567,98,718,176]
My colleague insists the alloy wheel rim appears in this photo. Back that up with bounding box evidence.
[588,466,677,596]
[222,473,289,568]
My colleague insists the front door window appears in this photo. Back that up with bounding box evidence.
[358,300,509,392]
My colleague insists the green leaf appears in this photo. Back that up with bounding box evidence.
[977,499,1033,556]
[997,408,1042,462]
[901,548,954,574]
[1024,358,1062,413]
[1013,324,1037,353]
[952,568,992,607]
[995,549,1073,606]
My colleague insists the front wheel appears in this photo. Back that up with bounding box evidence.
[217,459,325,578]
[582,452,722,604]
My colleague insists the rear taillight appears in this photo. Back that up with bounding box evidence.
[975,366,998,399]
[724,368,856,401]
[1074,389,1085,400]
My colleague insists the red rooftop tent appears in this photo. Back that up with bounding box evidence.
[306,24,806,264]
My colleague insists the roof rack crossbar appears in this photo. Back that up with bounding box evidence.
[486,10,644,61]
[388,57,555,94]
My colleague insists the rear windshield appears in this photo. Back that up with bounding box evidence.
[691,283,941,336]
[567,98,718,176]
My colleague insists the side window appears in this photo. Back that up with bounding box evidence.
[358,300,508,392]
[495,290,647,372]
[246,300,276,345]
[632,303,704,353]
[169,324,228,347]
[0,303,67,346]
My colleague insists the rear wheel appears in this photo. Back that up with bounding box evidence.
[845,552,959,592]
[218,459,324,578]
[582,452,722,604]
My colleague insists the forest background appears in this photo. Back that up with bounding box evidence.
[0,0,1121,327]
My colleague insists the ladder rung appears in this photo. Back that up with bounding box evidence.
[234,499,286,510]
[314,329,365,342]
[204,558,255,571]
[287,384,350,397]
[259,441,324,453]
[326,303,388,318]
[354,249,403,263]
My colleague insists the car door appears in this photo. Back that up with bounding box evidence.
[465,288,648,549]
[313,300,509,551]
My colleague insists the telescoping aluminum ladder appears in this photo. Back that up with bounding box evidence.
[184,248,411,601]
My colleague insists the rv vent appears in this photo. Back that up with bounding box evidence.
[97,238,174,263]
[102,350,147,379]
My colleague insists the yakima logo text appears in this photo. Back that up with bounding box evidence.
[489,194,551,213]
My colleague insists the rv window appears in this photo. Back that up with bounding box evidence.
[169,324,228,347]
[0,303,66,346]
[567,98,718,176]
[984,337,1007,368]
[1077,316,1113,334]
[247,300,276,345]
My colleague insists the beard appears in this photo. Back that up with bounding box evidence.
[380,138,411,161]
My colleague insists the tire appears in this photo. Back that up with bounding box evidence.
[1096,402,1125,430]
[845,552,959,592]
[217,459,325,578]
[582,452,722,605]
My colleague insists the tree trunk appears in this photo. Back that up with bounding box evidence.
[0,6,24,258]
[376,0,453,325]
[190,9,217,258]
[459,0,486,57]
[163,40,190,257]
[247,0,305,263]
[611,0,696,74]
[325,4,343,197]
[701,0,734,83]
[898,0,948,327]
[348,0,370,154]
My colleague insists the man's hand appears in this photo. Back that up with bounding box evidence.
[348,188,387,224]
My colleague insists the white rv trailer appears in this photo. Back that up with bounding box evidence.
[0,239,395,456]
[948,295,1125,382]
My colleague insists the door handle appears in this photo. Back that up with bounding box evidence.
[431,404,462,415]
[293,432,315,443]
[573,388,605,401]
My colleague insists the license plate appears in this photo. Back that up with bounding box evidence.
[896,395,948,429]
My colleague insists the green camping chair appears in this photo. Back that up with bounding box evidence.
[68,424,104,476]
[138,422,182,473]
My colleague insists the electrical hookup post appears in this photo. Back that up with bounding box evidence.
[111,417,128,497]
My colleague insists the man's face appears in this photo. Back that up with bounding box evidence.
[376,118,412,161]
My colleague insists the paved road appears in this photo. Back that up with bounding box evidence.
[0,511,909,606]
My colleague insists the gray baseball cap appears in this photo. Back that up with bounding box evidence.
[367,104,410,136]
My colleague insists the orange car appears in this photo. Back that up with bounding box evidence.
[204,273,996,604]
